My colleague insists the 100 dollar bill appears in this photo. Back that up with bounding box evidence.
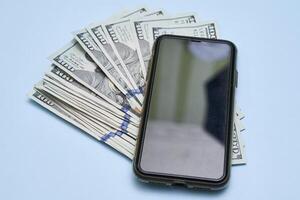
[231,122,246,165]
[37,78,138,138]
[29,88,134,159]
[101,18,147,96]
[131,14,198,75]
[49,40,142,115]
[149,22,218,44]
[74,29,143,104]
[45,65,140,124]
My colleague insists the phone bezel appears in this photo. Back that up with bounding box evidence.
[133,35,237,190]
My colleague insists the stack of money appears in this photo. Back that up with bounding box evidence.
[29,7,247,165]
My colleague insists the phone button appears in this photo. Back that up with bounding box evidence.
[235,69,238,88]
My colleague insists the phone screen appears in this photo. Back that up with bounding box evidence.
[139,37,234,181]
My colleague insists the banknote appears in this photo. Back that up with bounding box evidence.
[116,7,165,20]
[46,65,136,122]
[76,109,135,149]
[29,7,247,165]
[87,25,142,101]
[86,8,151,102]
[45,87,138,139]
[148,22,218,44]
[87,8,164,98]
[29,88,134,159]
[73,29,143,104]
[45,65,140,125]
[234,106,246,132]
[231,122,247,165]
[36,83,136,152]
[34,83,136,150]
[101,18,146,96]
[38,77,139,138]
[85,25,146,105]
[131,14,198,75]
[235,114,246,132]
[48,40,142,115]
[144,10,165,17]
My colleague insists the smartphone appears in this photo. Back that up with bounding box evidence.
[133,35,237,190]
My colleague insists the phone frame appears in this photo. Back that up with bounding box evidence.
[133,35,237,190]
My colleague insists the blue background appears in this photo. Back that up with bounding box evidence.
[1,0,300,199]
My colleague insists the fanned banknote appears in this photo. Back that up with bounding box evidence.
[48,40,142,116]
[45,65,140,125]
[148,22,218,44]
[86,8,156,102]
[29,7,247,165]
[101,18,147,96]
[231,122,247,165]
[74,29,144,104]
[131,14,198,75]
[37,78,138,138]
[29,88,134,159]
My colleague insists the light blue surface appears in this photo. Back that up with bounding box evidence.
[1,0,299,199]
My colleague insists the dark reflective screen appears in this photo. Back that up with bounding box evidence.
[140,38,232,180]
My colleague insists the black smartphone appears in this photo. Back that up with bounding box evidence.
[133,35,237,190]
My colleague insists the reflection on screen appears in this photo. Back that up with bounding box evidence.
[140,38,232,180]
